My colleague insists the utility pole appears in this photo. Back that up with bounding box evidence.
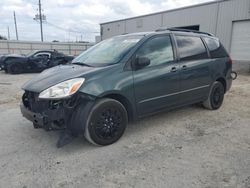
[13,11,18,40]
[34,0,46,41]
[7,26,10,40]
[38,0,43,42]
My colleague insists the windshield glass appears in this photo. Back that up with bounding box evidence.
[72,35,143,67]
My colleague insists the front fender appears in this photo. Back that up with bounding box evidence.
[78,64,136,119]
[78,64,134,99]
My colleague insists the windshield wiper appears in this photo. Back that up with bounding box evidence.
[72,62,92,67]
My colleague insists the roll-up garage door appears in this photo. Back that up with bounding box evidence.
[230,20,250,61]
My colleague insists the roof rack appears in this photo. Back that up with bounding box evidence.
[155,27,214,36]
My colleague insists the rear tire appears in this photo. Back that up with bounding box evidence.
[84,98,128,146]
[203,81,225,110]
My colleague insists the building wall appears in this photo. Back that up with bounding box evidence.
[100,0,250,52]
[0,40,94,56]
[216,0,250,51]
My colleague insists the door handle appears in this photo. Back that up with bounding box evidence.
[182,65,187,70]
[170,67,177,72]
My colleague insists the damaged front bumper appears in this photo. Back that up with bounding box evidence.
[20,90,94,132]
[20,103,66,131]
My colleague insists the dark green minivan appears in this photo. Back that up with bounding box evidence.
[21,28,233,147]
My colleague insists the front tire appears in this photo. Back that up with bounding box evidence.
[7,64,22,74]
[84,98,128,146]
[203,81,225,110]
[4,68,8,73]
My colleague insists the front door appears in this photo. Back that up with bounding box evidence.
[132,35,180,116]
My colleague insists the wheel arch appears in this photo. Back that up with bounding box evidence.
[7,62,24,74]
[101,93,135,122]
[215,77,226,93]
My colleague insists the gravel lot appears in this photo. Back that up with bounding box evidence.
[0,64,249,188]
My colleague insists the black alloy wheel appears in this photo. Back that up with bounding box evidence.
[211,86,223,108]
[85,98,128,146]
[203,81,224,110]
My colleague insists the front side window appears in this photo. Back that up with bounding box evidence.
[176,35,208,61]
[35,53,50,59]
[204,37,228,58]
[135,35,174,67]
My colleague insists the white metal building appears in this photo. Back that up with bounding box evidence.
[100,0,250,61]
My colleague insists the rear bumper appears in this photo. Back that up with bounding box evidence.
[224,68,233,92]
[226,77,233,92]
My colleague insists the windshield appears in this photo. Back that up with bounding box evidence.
[72,35,143,67]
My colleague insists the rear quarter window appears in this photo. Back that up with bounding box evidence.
[176,35,208,61]
[203,37,228,58]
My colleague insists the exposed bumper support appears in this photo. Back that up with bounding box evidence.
[20,104,66,131]
[20,91,95,131]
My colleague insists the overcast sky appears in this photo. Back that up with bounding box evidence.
[0,0,214,42]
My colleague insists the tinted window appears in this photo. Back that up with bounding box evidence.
[176,36,208,61]
[204,37,228,58]
[136,35,174,67]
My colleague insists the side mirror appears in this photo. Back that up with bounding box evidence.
[135,57,150,70]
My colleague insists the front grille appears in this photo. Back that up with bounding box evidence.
[22,91,49,112]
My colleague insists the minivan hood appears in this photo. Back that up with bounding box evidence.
[22,64,100,93]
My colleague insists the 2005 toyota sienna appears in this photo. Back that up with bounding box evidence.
[20,28,233,147]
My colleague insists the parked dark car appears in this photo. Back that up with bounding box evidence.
[0,50,74,74]
[20,28,233,147]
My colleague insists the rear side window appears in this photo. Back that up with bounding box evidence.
[204,37,228,58]
[176,36,208,61]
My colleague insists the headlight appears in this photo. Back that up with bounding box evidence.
[39,78,85,99]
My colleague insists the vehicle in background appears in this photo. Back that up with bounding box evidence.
[0,50,74,74]
[20,28,233,147]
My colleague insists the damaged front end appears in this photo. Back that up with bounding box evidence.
[21,91,74,130]
[19,64,104,147]
[20,90,95,147]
